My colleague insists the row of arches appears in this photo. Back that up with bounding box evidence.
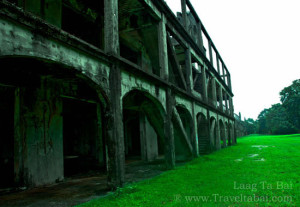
[0,56,235,190]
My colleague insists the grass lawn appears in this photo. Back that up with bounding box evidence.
[79,134,300,207]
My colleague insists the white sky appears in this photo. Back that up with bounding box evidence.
[164,0,300,120]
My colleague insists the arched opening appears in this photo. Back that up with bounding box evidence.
[173,105,193,161]
[122,90,165,163]
[219,120,226,148]
[0,57,108,189]
[209,117,217,150]
[197,113,209,154]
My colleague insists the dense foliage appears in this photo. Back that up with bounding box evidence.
[244,79,300,135]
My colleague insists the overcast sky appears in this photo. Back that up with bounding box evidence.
[165,0,300,120]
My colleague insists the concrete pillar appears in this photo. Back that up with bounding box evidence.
[197,22,204,52]
[222,64,226,82]
[215,120,221,150]
[208,41,213,65]
[212,78,217,107]
[218,85,223,112]
[164,88,175,169]
[216,54,220,74]
[104,0,119,55]
[223,126,227,148]
[104,0,125,189]
[140,114,158,162]
[185,47,193,93]
[191,101,198,156]
[158,14,168,80]
[229,97,234,116]
[201,66,208,101]
[224,93,228,113]
[181,0,187,29]
[106,63,125,189]
[228,74,232,90]
[209,117,215,148]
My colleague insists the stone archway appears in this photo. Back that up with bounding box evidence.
[122,89,166,163]
[219,120,226,148]
[0,57,109,188]
[173,105,194,161]
[197,113,209,154]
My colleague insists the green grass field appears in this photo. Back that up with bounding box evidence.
[79,134,300,207]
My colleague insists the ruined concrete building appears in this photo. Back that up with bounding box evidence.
[0,0,236,190]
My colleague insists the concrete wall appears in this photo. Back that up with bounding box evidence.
[0,0,237,189]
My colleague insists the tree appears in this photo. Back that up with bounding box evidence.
[257,108,270,134]
[280,79,300,131]
[243,118,257,134]
[265,104,297,135]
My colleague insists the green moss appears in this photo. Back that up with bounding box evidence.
[79,134,300,206]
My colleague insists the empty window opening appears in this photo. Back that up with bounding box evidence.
[62,0,104,48]
[119,0,160,76]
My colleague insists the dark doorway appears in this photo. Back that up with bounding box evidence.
[0,86,15,188]
[123,110,141,161]
[63,98,103,177]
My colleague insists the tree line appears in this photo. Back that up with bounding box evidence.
[243,79,300,135]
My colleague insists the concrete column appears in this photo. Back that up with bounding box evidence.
[181,0,187,29]
[223,126,227,148]
[216,120,221,150]
[228,74,232,90]
[106,63,125,189]
[209,118,215,148]
[197,22,204,52]
[233,123,237,144]
[191,101,198,156]
[208,41,213,65]
[218,85,223,112]
[104,0,119,55]
[224,93,228,113]
[185,47,193,93]
[164,88,175,169]
[216,54,220,74]
[104,0,125,189]
[212,78,217,107]
[201,66,208,101]
[140,114,158,162]
[222,64,226,81]
[158,14,168,80]
[229,97,234,116]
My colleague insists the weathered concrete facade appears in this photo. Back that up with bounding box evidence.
[0,0,236,190]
